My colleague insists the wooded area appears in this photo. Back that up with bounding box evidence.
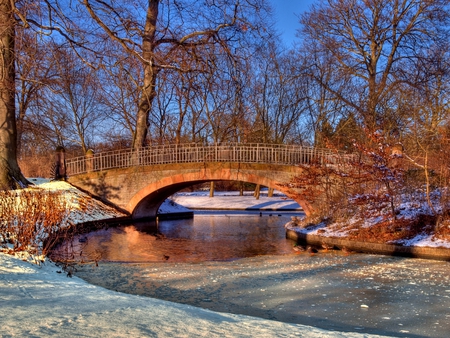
[1,0,450,200]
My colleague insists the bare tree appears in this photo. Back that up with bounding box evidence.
[294,45,353,148]
[15,32,58,154]
[402,43,450,207]
[80,0,271,148]
[45,47,105,153]
[0,0,93,188]
[299,0,450,134]
[249,44,308,144]
[98,51,142,147]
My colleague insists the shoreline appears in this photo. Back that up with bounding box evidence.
[286,229,450,261]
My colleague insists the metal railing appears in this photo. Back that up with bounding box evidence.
[66,143,354,176]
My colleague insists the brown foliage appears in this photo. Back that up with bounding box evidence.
[0,188,70,256]
[435,210,450,240]
[347,215,435,244]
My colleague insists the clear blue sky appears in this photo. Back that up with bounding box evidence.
[269,0,316,45]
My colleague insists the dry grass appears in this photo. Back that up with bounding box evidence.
[346,215,436,243]
[0,188,70,257]
[434,212,450,240]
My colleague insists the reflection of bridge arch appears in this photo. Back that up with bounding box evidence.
[66,144,353,219]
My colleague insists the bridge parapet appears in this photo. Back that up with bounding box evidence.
[66,143,354,176]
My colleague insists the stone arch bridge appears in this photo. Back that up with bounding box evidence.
[66,143,351,220]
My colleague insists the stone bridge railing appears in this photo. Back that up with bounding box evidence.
[66,143,355,176]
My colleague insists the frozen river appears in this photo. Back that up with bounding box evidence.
[59,213,450,337]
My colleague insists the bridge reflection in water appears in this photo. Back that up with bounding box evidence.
[53,212,297,263]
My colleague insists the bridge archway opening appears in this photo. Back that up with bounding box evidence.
[132,180,211,219]
[130,174,310,220]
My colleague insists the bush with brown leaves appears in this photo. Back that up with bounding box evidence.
[0,188,70,257]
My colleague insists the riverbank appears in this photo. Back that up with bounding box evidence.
[286,229,450,261]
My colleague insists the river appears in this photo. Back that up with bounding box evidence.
[54,212,450,337]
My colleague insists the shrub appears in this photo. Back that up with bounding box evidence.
[0,188,70,257]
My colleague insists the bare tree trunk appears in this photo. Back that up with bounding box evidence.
[0,0,28,189]
[209,181,214,198]
[132,0,159,149]
[254,184,260,200]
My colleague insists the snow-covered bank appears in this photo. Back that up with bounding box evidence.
[284,203,450,250]
[171,190,302,210]
[28,179,127,223]
[0,253,389,338]
[286,220,450,249]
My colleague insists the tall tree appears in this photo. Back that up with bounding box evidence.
[15,33,57,154]
[295,47,352,147]
[44,46,105,153]
[0,0,88,188]
[0,0,28,188]
[250,45,307,144]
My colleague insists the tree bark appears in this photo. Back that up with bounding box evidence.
[0,0,28,189]
[132,0,159,149]
[209,181,214,198]
[254,184,260,200]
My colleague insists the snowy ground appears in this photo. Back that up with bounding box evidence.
[170,190,302,211]
[0,180,445,337]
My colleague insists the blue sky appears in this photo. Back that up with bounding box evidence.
[269,0,316,45]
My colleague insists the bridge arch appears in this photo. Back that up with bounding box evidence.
[129,167,312,219]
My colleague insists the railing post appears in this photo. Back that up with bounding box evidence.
[53,146,67,180]
[86,149,94,173]
[175,144,178,163]
[256,144,259,163]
